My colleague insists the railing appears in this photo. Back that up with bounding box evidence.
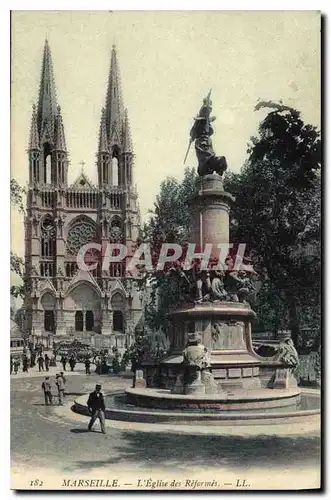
[66,191,98,209]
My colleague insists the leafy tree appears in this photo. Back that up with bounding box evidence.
[10,179,26,214]
[143,167,198,334]
[10,179,26,299]
[224,101,321,347]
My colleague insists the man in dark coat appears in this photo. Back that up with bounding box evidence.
[22,354,29,373]
[69,355,76,372]
[61,355,67,371]
[44,353,50,372]
[84,357,91,375]
[41,376,53,406]
[37,355,44,372]
[87,384,106,434]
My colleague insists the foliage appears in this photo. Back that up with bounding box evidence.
[10,179,26,215]
[10,180,26,299]
[224,101,321,346]
[142,167,198,333]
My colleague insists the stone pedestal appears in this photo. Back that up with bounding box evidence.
[189,174,234,259]
[165,302,261,391]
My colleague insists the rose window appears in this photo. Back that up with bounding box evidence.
[66,220,97,256]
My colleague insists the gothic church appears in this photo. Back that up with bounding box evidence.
[24,40,143,350]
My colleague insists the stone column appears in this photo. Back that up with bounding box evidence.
[189,174,234,260]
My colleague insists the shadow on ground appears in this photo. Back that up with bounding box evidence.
[68,430,320,473]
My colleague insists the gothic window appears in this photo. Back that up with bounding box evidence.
[32,152,40,182]
[66,218,97,256]
[86,311,94,331]
[43,143,52,184]
[102,154,108,184]
[44,310,55,332]
[41,217,56,258]
[75,311,84,331]
[109,217,123,243]
[112,156,119,186]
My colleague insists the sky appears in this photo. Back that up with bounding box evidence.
[11,10,320,258]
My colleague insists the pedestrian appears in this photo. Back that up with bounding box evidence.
[55,373,65,405]
[10,356,13,375]
[37,354,44,372]
[87,384,106,434]
[44,353,50,372]
[61,355,67,371]
[13,358,20,374]
[69,355,76,372]
[22,354,29,373]
[131,354,139,389]
[41,376,53,406]
[30,351,36,368]
[84,357,91,375]
[60,371,66,396]
[95,357,101,374]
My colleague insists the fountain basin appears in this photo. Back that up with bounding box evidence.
[72,390,320,426]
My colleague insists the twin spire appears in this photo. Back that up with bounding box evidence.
[99,44,133,154]
[29,40,133,157]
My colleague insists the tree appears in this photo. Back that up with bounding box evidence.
[10,178,26,299]
[142,167,198,334]
[224,101,321,347]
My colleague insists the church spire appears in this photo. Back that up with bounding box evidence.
[105,44,124,144]
[123,108,133,153]
[28,104,40,150]
[98,107,109,153]
[55,106,67,151]
[37,38,58,143]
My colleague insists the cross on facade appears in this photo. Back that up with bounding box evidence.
[79,160,86,172]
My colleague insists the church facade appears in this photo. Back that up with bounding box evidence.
[24,40,143,350]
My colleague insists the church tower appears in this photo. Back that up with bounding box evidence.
[24,41,142,351]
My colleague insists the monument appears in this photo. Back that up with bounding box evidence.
[74,94,319,424]
[126,92,302,411]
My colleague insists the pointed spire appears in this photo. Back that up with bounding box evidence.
[28,104,40,150]
[123,108,133,152]
[37,39,58,142]
[98,107,109,153]
[105,44,124,143]
[55,106,67,151]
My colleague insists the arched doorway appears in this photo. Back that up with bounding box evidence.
[113,310,123,332]
[41,292,56,333]
[67,283,101,334]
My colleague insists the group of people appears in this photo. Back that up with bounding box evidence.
[41,372,67,406]
[60,354,77,372]
[10,352,55,374]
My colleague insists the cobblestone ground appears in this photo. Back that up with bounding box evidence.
[10,368,321,490]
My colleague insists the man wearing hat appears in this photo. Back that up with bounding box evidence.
[55,373,65,405]
[87,384,106,434]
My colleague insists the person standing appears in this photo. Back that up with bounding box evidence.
[69,355,76,372]
[55,373,65,405]
[60,372,66,397]
[84,357,91,375]
[13,358,20,374]
[10,356,13,375]
[61,355,67,371]
[22,354,29,373]
[37,354,44,372]
[87,384,106,434]
[41,376,53,406]
[30,351,36,368]
[44,353,50,372]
